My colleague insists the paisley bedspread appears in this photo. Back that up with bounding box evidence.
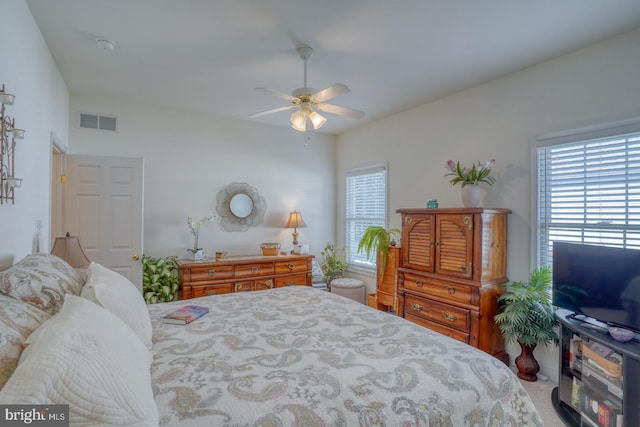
[147,286,543,426]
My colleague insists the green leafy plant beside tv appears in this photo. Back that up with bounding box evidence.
[320,243,347,285]
[494,266,558,381]
[142,255,180,304]
[357,226,401,280]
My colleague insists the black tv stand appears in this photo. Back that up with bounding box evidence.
[553,309,640,427]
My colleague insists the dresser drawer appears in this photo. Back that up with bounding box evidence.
[234,278,275,292]
[377,290,395,307]
[405,314,470,344]
[234,281,253,292]
[191,283,233,297]
[275,259,309,274]
[404,295,470,332]
[235,262,274,278]
[403,273,473,305]
[275,274,307,287]
[254,278,275,291]
[188,265,234,282]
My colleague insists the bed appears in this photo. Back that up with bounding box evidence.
[0,253,543,426]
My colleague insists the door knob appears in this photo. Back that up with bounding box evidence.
[132,253,140,261]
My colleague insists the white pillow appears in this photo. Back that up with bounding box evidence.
[0,295,158,426]
[81,262,153,348]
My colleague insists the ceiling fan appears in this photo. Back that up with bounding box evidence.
[249,46,365,132]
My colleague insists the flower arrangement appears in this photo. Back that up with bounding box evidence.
[444,159,496,187]
[187,214,215,253]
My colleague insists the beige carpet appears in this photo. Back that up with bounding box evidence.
[517,373,566,427]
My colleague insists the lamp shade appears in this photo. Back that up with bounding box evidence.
[308,110,327,130]
[51,235,91,268]
[290,109,307,132]
[285,211,307,229]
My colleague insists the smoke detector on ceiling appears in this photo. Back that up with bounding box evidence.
[95,38,116,51]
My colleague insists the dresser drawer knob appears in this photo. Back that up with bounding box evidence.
[442,312,459,322]
[288,263,295,270]
[207,269,218,276]
[446,286,456,295]
[415,279,424,287]
[205,290,218,295]
[410,303,424,311]
[251,266,260,273]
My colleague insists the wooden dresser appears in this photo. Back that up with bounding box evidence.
[178,254,314,300]
[396,208,510,363]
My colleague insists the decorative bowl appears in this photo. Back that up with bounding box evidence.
[608,326,636,343]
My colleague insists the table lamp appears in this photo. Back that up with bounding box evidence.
[285,211,307,246]
[51,232,91,268]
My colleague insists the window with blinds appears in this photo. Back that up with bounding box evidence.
[345,165,387,269]
[537,129,640,268]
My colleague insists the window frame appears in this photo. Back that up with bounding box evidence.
[344,163,388,274]
[532,118,640,268]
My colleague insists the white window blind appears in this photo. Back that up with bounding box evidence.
[345,165,387,269]
[537,130,640,267]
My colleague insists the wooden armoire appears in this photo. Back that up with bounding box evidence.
[396,208,511,363]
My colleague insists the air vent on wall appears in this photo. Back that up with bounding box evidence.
[79,113,117,132]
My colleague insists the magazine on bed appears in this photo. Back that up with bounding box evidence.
[162,305,209,324]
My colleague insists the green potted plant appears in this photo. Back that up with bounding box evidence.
[320,243,347,286]
[141,255,180,304]
[494,266,558,381]
[357,226,401,281]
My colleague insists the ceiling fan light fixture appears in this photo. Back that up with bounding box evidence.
[290,109,307,132]
[308,110,327,130]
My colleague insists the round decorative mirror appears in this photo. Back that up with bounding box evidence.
[229,193,253,218]
[216,182,266,232]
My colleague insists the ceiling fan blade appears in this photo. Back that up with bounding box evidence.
[255,87,297,102]
[311,83,350,103]
[249,104,297,118]
[316,103,365,119]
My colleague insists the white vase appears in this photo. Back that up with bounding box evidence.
[187,249,205,261]
[461,184,481,208]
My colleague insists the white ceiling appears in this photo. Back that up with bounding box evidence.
[26,0,640,135]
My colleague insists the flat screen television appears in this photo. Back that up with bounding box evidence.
[552,241,640,333]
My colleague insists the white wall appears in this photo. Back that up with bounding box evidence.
[336,27,640,379]
[68,96,336,259]
[0,0,68,264]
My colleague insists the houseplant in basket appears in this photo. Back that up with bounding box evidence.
[357,226,401,281]
[494,266,558,381]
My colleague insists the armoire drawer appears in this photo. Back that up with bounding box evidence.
[405,313,470,344]
[404,295,470,332]
[402,273,473,305]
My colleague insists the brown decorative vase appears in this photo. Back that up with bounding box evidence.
[515,342,539,382]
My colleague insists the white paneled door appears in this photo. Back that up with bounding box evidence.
[65,155,144,290]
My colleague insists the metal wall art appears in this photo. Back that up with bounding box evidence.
[0,84,25,205]
[216,182,266,232]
